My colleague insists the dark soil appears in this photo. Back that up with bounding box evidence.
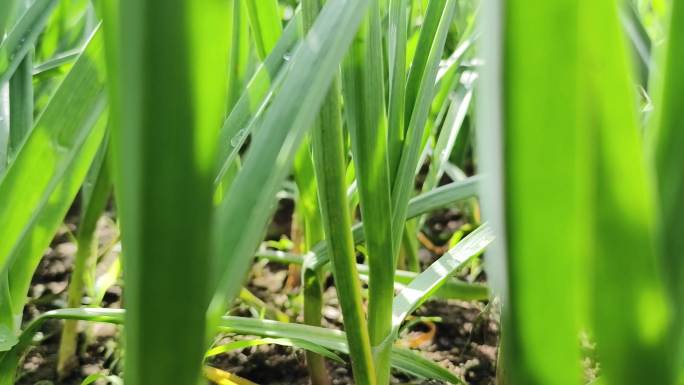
[15,203,499,385]
[16,218,123,385]
[208,298,498,385]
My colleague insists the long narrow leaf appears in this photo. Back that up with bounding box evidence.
[620,2,652,87]
[208,0,370,322]
[214,13,301,184]
[244,0,282,60]
[225,0,250,111]
[114,1,231,384]
[387,0,408,177]
[391,224,492,333]
[5,308,462,385]
[7,52,32,160]
[306,176,481,271]
[298,1,338,384]
[257,250,490,301]
[649,0,684,372]
[493,0,588,383]
[582,1,673,384]
[205,337,344,363]
[390,0,456,259]
[341,1,394,382]
[421,82,473,196]
[57,138,111,376]
[0,27,106,366]
[0,28,106,299]
[0,0,58,83]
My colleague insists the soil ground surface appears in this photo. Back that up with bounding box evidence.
[16,201,499,385]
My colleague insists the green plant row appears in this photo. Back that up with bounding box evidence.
[2,0,681,385]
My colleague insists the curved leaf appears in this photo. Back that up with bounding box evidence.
[0,0,59,82]
[391,224,493,333]
[0,28,107,358]
[214,11,300,185]
[244,0,282,60]
[7,308,463,384]
[305,176,481,271]
[208,0,371,325]
[205,337,344,363]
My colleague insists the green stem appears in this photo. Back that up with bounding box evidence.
[311,84,377,385]
[307,1,376,377]
[57,144,111,378]
[496,327,509,385]
[402,220,420,272]
[342,2,394,382]
[8,50,33,161]
[303,268,330,385]
[387,0,408,181]
[57,233,96,378]
[308,177,481,272]
[114,1,230,384]
[0,46,34,354]
[294,139,330,385]
[298,1,342,384]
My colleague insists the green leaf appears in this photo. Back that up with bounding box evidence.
[257,249,490,301]
[387,0,408,178]
[391,224,493,334]
[297,1,339,384]
[0,322,17,352]
[57,138,111,376]
[482,0,588,383]
[0,0,19,35]
[244,0,282,60]
[214,12,301,185]
[35,0,93,63]
[582,1,673,384]
[7,52,33,162]
[205,337,344,363]
[620,2,652,87]
[340,1,394,382]
[79,140,111,240]
[32,47,81,75]
[238,287,289,323]
[0,27,107,341]
[208,0,371,326]
[404,0,447,125]
[220,317,461,384]
[476,1,675,384]
[306,177,481,271]
[0,84,8,174]
[6,308,462,384]
[649,0,684,372]
[421,81,473,196]
[390,0,456,262]
[225,0,250,111]
[0,0,59,83]
[0,32,106,385]
[81,373,123,385]
[113,1,231,385]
